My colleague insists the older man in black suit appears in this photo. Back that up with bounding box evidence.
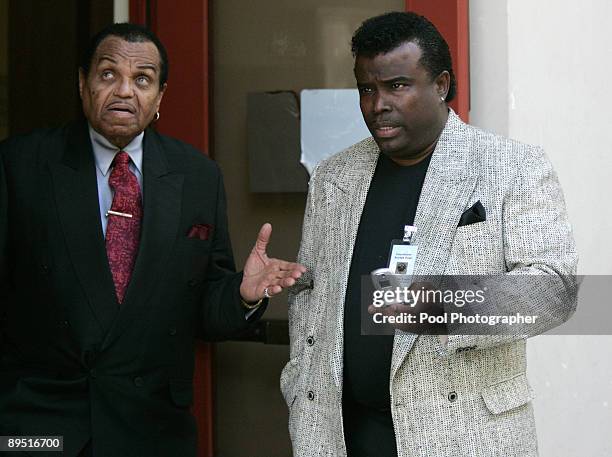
[0,23,304,457]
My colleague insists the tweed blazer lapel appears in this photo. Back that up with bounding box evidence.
[390,110,478,381]
[321,139,379,389]
[412,110,477,275]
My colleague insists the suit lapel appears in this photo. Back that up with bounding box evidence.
[102,129,184,350]
[411,111,477,276]
[323,140,379,389]
[390,110,478,381]
[49,122,118,335]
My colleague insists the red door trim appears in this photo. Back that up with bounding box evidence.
[405,0,470,122]
[128,0,146,25]
[129,2,214,457]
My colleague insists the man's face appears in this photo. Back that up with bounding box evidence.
[354,41,448,161]
[79,36,166,148]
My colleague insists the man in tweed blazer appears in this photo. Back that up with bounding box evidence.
[281,12,577,457]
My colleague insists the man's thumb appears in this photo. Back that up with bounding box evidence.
[255,223,272,252]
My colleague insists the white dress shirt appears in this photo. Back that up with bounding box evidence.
[89,126,144,236]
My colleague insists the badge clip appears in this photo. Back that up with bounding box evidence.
[403,225,417,244]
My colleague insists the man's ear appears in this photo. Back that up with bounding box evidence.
[156,82,168,111]
[78,68,85,99]
[435,71,450,99]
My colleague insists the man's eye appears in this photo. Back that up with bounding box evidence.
[136,76,150,86]
[101,71,113,80]
[358,87,373,94]
[391,82,407,89]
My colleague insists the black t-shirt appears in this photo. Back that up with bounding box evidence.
[342,151,431,457]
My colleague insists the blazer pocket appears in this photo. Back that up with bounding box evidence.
[449,221,502,273]
[481,373,534,415]
[168,378,194,408]
[177,238,212,280]
[280,356,302,406]
[287,391,302,442]
[454,220,492,242]
[289,271,314,296]
[181,237,212,251]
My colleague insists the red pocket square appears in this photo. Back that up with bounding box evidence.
[187,223,213,241]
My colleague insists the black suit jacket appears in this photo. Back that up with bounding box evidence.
[0,122,262,456]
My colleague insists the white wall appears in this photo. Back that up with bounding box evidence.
[113,0,129,23]
[470,1,612,455]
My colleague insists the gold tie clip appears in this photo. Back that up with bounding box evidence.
[106,210,133,218]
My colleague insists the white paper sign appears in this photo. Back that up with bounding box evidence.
[300,89,371,174]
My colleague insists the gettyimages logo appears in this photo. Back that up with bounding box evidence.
[372,285,486,308]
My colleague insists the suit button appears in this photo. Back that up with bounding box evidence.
[169,327,177,336]
[307,390,315,401]
[60,320,70,328]
[306,336,315,346]
[134,376,144,387]
[448,391,458,402]
[41,264,50,274]
[89,369,97,378]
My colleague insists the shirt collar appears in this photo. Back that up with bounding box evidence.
[89,125,144,177]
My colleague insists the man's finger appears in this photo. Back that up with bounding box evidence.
[265,272,302,288]
[254,223,272,252]
[280,277,297,288]
[268,258,307,273]
[265,284,283,296]
[266,270,303,283]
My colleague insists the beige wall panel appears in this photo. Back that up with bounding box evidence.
[212,1,402,455]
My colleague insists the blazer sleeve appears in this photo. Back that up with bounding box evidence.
[442,146,579,354]
[196,170,265,341]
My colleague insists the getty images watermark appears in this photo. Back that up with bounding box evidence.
[360,275,580,336]
[371,285,539,327]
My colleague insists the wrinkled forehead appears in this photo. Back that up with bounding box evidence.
[92,36,161,71]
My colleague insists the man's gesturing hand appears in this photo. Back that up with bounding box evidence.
[239,223,307,303]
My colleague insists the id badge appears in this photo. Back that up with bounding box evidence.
[388,225,418,289]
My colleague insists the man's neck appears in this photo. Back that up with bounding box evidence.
[388,139,437,167]
[388,108,448,167]
[108,136,135,150]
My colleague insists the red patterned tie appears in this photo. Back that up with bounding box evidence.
[105,151,142,303]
